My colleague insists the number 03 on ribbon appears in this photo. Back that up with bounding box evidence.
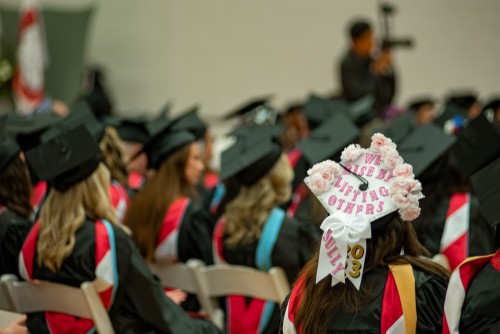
[346,242,367,289]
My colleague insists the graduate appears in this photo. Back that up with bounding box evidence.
[123,121,214,265]
[0,116,33,277]
[442,156,500,333]
[214,125,319,334]
[281,133,449,333]
[21,125,219,333]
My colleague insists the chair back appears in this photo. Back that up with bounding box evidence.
[0,309,24,328]
[0,274,115,334]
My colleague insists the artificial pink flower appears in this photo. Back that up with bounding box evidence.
[341,144,365,163]
[307,160,341,182]
[400,206,421,221]
[391,193,409,208]
[307,173,331,195]
[371,133,396,151]
[394,163,414,177]
[382,150,403,169]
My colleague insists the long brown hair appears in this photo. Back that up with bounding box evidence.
[294,217,450,333]
[224,154,293,247]
[38,164,118,272]
[0,156,33,219]
[123,144,193,261]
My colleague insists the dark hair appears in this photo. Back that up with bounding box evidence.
[294,216,450,333]
[349,20,372,40]
[123,144,193,262]
[0,156,33,219]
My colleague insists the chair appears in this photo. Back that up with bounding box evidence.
[188,259,291,329]
[148,261,201,295]
[0,309,24,328]
[0,274,115,334]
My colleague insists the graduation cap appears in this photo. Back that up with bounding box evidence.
[302,95,350,128]
[398,123,457,177]
[111,114,151,144]
[470,157,500,228]
[434,103,468,128]
[220,125,282,186]
[383,112,416,144]
[483,98,500,123]
[0,116,21,171]
[25,125,102,192]
[171,105,207,140]
[41,101,104,143]
[407,97,435,112]
[452,113,500,177]
[445,92,478,111]
[146,129,195,170]
[297,111,359,165]
[222,95,277,127]
[5,112,63,150]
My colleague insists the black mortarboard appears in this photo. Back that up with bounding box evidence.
[297,111,359,165]
[146,130,195,170]
[0,116,21,171]
[302,95,350,129]
[470,157,500,228]
[113,114,151,144]
[452,113,500,177]
[171,105,207,140]
[222,96,278,127]
[383,112,416,144]
[5,112,63,150]
[407,97,435,112]
[483,98,500,113]
[41,101,105,143]
[25,125,102,192]
[398,123,457,177]
[445,93,478,111]
[220,125,282,186]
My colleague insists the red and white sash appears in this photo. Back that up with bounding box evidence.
[442,251,500,334]
[19,219,118,334]
[286,183,309,218]
[283,265,416,334]
[154,197,190,263]
[203,171,219,190]
[286,147,302,169]
[440,193,470,271]
[109,180,129,224]
[30,181,47,213]
[127,171,144,190]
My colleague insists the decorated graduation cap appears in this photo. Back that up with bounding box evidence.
[304,133,424,289]
[470,157,500,229]
[398,123,457,177]
[0,116,21,171]
[452,113,500,177]
[297,111,359,165]
[41,101,104,143]
[171,105,207,140]
[25,125,102,192]
[5,111,63,150]
[220,124,282,186]
[223,95,277,126]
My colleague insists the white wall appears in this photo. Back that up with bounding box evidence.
[5,0,500,119]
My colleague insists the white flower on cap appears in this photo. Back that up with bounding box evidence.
[305,133,424,289]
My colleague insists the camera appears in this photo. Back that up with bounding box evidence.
[379,2,414,50]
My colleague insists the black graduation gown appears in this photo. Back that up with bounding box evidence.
[175,200,215,265]
[459,262,500,333]
[292,193,327,235]
[25,219,220,334]
[0,208,32,278]
[416,195,496,257]
[280,266,447,333]
[221,216,319,333]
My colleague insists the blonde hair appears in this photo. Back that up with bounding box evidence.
[224,154,293,247]
[99,127,128,185]
[37,163,118,272]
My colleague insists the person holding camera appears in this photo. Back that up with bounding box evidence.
[338,20,396,124]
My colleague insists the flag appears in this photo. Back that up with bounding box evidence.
[12,0,47,115]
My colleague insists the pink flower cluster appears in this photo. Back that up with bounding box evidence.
[371,133,423,221]
[341,144,366,163]
[306,160,342,195]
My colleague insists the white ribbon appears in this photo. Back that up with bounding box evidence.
[316,212,372,290]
